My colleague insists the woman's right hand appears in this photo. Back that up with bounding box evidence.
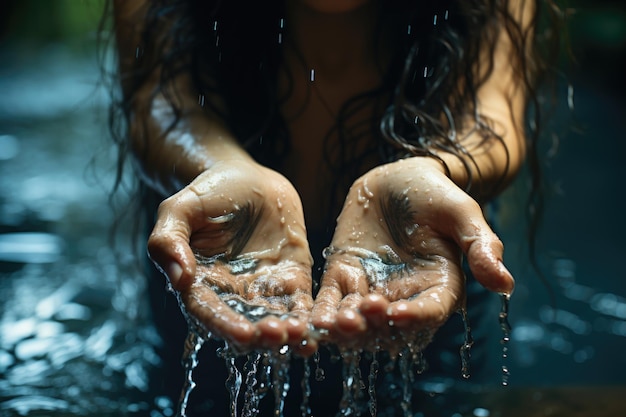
[147,160,316,355]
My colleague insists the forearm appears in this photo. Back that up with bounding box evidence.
[434,106,526,201]
[431,0,532,202]
[113,0,252,196]
[128,83,254,196]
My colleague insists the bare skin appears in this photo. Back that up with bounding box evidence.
[147,160,317,355]
[312,157,514,352]
[114,0,531,356]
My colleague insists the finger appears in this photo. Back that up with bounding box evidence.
[256,316,289,347]
[293,337,318,358]
[310,281,343,332]
[311,260,367,332]
[331,285,367,336]
[182,283,258,349]
[148,199,198,290]
[447,199,515,294]
[359,293,390,329]
[386,285,461,329]
[335,309,366,335]
[335,296,367,335]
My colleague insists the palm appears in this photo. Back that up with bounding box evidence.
[312,158,514,352]
[148,161,315,354]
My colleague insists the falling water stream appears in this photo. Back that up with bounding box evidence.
[171,245,491,417]
[499,294,512,387]
[2,15,626,416]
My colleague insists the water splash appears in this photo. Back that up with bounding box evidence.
[177,248,514,416]
[271,349,291,417]
[223,348,243,417]
[338,350,363,416]
[177,331,205,417]
[313,351,325,381]
[459,308,474,379]
[367,349,380,417]
[398,349,414,417]
[300,358,312,417]
[241,352,263,417]
[499,293,512,386]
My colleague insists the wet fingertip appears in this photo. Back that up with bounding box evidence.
[227,322,258,348]
[336,309,366,333]
[360,294,388,313]
[258,318,288,346]
[311,313,335,331]
[293,337,318,358]
[497,260,515,294]
[386,302,415,327]
[165,261,183,286]
[286,317,307,339]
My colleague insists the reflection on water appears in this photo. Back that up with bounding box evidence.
[0,44,168,416]
[1,40,625,416]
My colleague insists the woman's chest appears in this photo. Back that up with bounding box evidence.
[278,74,382,229]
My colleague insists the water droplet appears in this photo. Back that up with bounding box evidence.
[241,352,263,417]
[459,308,474,379]
[338,350,362,416]
[223,349,243,417]
[433,14,438,26]
[405,223,418,237]
[314,351,325,381]
[270,350,291,416]
[407,24,412,35]
[398,348,415,417]
[300,358,312,417]
[177,331,205,417]
[499,293,512,386]
[412,348,427,375]
[310,69,315,82]
[368,349,380,416]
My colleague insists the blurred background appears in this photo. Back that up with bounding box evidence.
[0,1,625,416]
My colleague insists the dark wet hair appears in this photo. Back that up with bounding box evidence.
[104,0,566,260]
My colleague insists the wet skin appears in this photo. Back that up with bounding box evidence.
[147,158,514,355]
[147,160,317,355]
[312,157,515,353]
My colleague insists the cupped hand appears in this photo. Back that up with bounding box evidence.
[312,157,514,353]
[147,160,316,355]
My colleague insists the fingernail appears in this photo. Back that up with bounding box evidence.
[498,261,515,293]
[165,261,183,284]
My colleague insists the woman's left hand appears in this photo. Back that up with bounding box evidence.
[311,157,514,352]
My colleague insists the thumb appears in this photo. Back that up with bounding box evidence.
[448,200,515,294]
[147,207,197,291]
[464,232,515,294]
